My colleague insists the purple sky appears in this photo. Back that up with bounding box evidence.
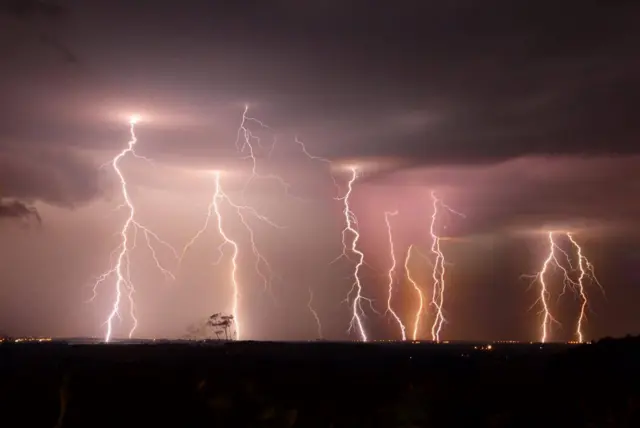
[0,0,639,341]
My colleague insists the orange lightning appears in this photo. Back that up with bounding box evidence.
[383,210,407,340]
[90,115,178,342]
[338,166,373,341]
[429,191,464,342]
[404,245,424,341]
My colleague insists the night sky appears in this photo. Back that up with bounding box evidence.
[1,0,639,342]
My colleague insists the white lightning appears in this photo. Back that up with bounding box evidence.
[338,166,375,341]
[211,171,241,339]
[383,210,407,341]
[527,232,603,343]
[91,116,178,342]
[180,106,287,297]
[179,170,284,340]
[566,233,603,343]
[429,191,464,342]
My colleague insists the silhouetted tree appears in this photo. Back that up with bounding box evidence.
[186,313,236,340]
[207,313,235,340]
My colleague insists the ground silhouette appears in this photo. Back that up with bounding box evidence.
[0,336,639,427]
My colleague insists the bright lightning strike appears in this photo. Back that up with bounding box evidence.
[182,107,336,340]
[338,166,373,342]
[566,233,603,343]
[531,232,561,344]
[405,244,424,341]
[528,232,602,343]
[181,106,286,292]
[429,191,464,342]
[383,210,407,341]
[232,106,298,294]
[91,116,178,343]
[211,171,241,340]
[180,170,284,341]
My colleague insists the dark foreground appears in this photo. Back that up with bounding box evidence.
[1,337,639,427]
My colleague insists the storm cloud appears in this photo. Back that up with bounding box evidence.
[0,199,41,224]
[368,155,640,238]
[1,1,639,340]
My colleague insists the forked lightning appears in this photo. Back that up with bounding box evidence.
[405,244,425,341]
[90,116,178,342]
[529,231,602,343]
[429,191,464,342]
[383,210,407,340]
[338,166,373,341]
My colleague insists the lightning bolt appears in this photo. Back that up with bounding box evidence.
[237,105,293,200]
[292,140,382,342]
[429,191,464,342]
[307,287,323,339]
[231,105,307,294]
[566,233,603,343]
[180,106,286,296]
[338,166,374,342]
[293,135,354,342]
[530,232,561,343]
[90,116,178,342]
[528,232,602,343]
[294,135,341,198]
[383,210,407,340]
[404,244,424,341]
[181,107,343,340]
[180,170,284,341]
[210,171,241,339]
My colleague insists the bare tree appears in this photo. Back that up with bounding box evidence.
[206,313,235,340]
[186,313,236,341]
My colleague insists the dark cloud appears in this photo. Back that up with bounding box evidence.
[0,0,77,63]
[372,156,640,237]
[1,1,640,340]
[0,198,41,224]
[147,0,638,165]
[1,0,638,222]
